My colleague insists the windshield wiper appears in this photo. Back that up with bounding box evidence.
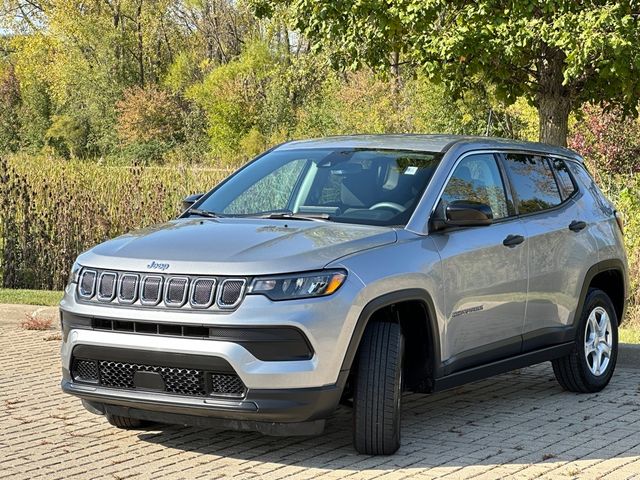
[188,208,223,218]
[259,211,331,221]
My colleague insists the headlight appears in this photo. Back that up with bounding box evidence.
[248,270,347,301]
[67,261,82,286]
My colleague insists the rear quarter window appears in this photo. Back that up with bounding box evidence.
[551,159,577,199]
[503,153,562,214]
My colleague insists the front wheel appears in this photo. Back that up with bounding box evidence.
[106,413,148,429]
[552,288,618,393]
[353,321,404,455]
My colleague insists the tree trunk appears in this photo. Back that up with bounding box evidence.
[390,51,401,95]
[536,48,570,147]
[136,0,144,86]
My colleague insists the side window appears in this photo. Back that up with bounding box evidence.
[503,154,562,214]
[551,158,577,199]
[441,154,510,220]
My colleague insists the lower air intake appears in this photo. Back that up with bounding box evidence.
[72,359,99,383]
[72,358,247,398]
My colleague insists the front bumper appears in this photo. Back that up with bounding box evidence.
[60,275,365,431]
[62,369,347,435]
[60,273,364,390]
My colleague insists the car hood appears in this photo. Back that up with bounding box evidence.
[78,218,397,276]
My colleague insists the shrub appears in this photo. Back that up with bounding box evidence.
[0,154,230,290]
[569,104,640,176]
[21,313,53,331]
[45,114,89,158]
[116,86,184,146]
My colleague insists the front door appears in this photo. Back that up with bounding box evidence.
[430,153,528,374]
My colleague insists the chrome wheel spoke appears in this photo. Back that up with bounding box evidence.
[592,350,602,375]
[585,306,613,377]
[597,312,609,337]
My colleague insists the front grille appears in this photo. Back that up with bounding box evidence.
[71,357,246,398]
[140,276,162,305]
[191,278,216,308]
[118,274,139,303]
[79,270,96,298]
[97,272,117,301]
[218,279,245,308]
[77,268,246,310]
[165,277,188,307]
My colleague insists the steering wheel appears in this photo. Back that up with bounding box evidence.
[369,202,406,213]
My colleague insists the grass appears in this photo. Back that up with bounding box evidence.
[0,288,62,306]
[620,327,640,345]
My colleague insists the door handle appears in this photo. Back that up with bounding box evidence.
[569,220,587,232]
[503,234,525,247]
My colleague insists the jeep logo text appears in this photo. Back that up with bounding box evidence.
[147,261,170,271]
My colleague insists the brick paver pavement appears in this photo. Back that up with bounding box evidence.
[2,311,640,479]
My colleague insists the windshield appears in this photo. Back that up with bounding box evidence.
[194,148,442,227]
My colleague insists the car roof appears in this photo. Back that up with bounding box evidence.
[276,134,583,162]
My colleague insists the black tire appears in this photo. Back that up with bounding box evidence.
[106,413,147,429]
[353,321,404,455]
[552,288,618,393]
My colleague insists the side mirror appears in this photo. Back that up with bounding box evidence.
[431,200,493,231]
[182,193,205,212]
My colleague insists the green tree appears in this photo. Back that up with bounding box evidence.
[0,64,22,152]
[253,0,640,146]
[187,41,277,160]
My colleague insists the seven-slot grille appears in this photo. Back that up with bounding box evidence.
[165,277,188,306]
[97,272,117,301]
[77,269,245,310]
[71,358,246,398]
[218,279,246,307]
[191,278,216,308]
[118,274,139,303]
[141,276,163,305]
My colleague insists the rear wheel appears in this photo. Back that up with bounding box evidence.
[552,288,618,393]
[106,413,147,429]
[353,321,404,455]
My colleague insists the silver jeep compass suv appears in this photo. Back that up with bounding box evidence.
[61,135,628,455]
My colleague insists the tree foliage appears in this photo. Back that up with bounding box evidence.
[0,0,638,163]
[253,0,640,146]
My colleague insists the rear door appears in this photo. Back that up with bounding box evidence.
[500,153,597,350]
[430,152,528,373]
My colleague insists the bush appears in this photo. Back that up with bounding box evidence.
[569,104,640,175]
[0,154,230,289]
[116,86,184,147]
[598,175,640,311]
[45,114,89,158]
